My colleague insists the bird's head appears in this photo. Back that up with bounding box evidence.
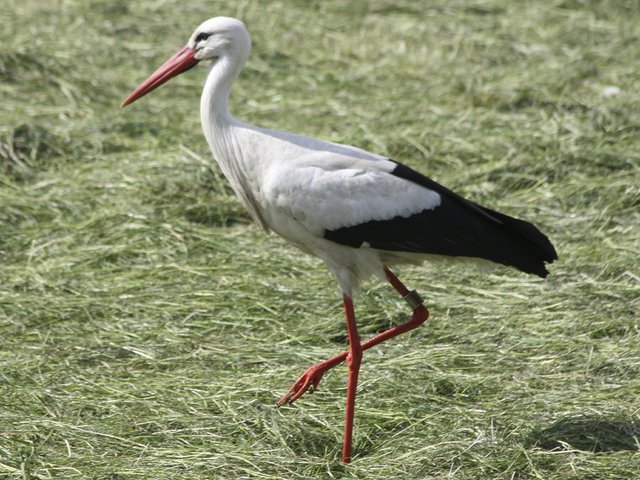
[120,16,250,108]
[189,17,251,62]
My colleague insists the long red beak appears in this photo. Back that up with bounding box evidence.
[120,46,199,108]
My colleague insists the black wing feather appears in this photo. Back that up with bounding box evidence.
[323,161,558,278]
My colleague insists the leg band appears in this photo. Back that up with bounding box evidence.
[403,289,424,310]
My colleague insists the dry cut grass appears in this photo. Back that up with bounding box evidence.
[1,0,639,478]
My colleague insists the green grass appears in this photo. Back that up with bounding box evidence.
[2,0,639,478]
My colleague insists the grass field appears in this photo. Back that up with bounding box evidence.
[2,0,639,478]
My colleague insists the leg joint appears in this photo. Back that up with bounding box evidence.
[412,304,429,325]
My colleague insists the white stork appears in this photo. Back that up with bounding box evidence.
[121,17,557,463]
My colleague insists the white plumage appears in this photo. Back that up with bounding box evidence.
[121,17,557,464]
[191,18,444,294]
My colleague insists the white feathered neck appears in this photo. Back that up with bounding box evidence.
[199,47,270,231]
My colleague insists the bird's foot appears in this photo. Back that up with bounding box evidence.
[276,363,331,406]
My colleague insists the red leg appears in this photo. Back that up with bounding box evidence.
[342,294,361,463]
[277,267,429,406]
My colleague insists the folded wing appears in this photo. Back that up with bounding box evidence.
[265,157,557,278]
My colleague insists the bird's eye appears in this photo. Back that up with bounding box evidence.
[195,32,211,43]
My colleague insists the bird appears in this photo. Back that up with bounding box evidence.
[121,16,557,464]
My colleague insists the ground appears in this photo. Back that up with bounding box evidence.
[1,0,639,478]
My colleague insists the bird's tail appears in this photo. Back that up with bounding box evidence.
[476,204,558,277]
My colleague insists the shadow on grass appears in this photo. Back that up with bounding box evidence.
[528,414,640,452]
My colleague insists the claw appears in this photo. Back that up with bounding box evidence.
[277,365,327,406]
